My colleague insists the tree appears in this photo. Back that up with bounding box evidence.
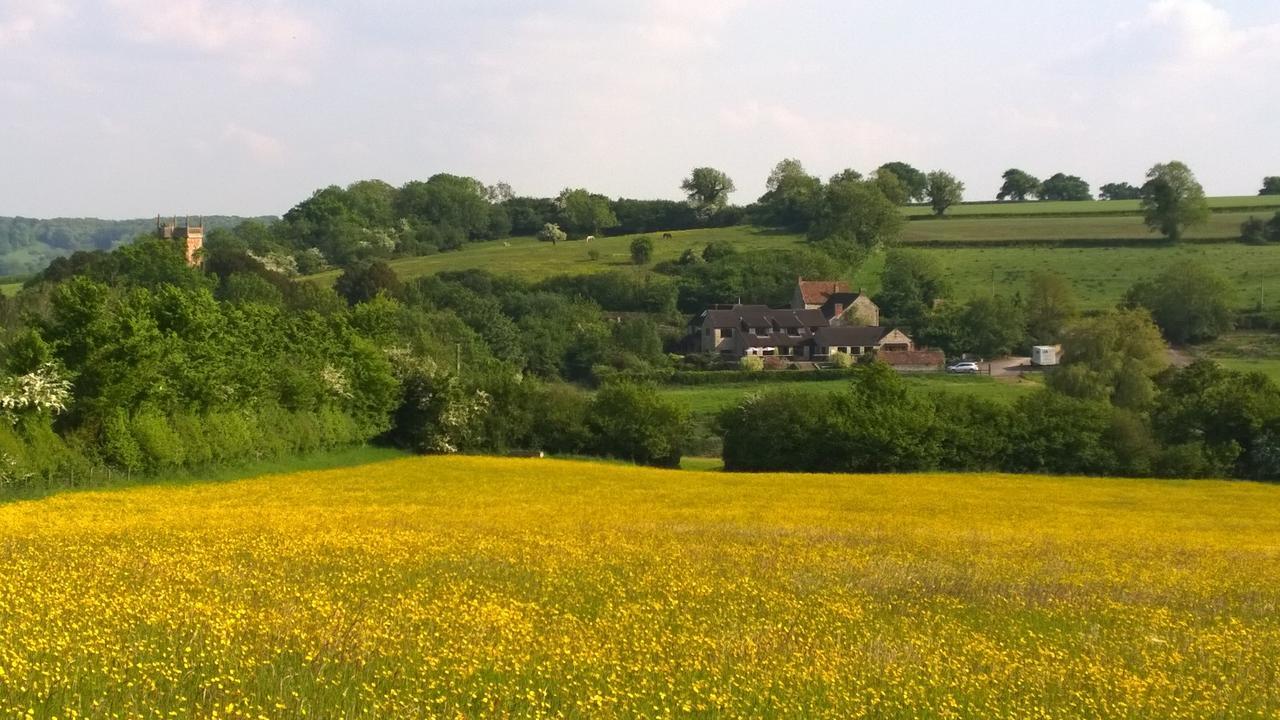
[1124,260,1235,344]
[680,167,736,219]
[1241,216,1269,245]
[877,249,950,331]
[997,169,1040,202]
[1037,173,1091,201]
[537,222,566,245]
[586,382,687,467]
[629,236,654,265]
[1098,182,1142,201]
[1047,308,1167,407]
[877,162,927,203]
[957,296,1024,358]
[334,260,402,305]
[871,168,910,205]
[701,240,736,263]
[807,176,905,254]
[755,158,823,231]
[556,188,619,237]
[1141,161,1211,243]
[1260,177,1280,196]
[1153,360,1280,478]
[925,171,964,216]
[1024,271,1078,345]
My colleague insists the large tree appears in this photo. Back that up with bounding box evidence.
[755,158,823,231]
[1261,176,1280,196]
[556,188,619,237]
[1098,182,1142,201]
[877,162,928,203]
[1024,271,1078,345]
[680,167,736,219]
[877,249,950,331]
[925,171,964,216]
[1140,161,1211,243]
[997,169,1040,202]
[1124,260,1235,344]
[1038,173,1091,201]
[807,175,905,254]
[1046,308,1167,408]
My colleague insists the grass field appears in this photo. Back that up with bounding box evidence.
[853,243,1280,312]
[898,211,1255,244]
[900,195,1280,217]
[1190,332,1280,383]
[2,455,1278,717]
[661,374,1037,418]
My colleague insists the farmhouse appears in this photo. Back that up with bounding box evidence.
[691,279,917,362]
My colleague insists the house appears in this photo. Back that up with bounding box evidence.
[790,278,879,326]
[690,302,914,362]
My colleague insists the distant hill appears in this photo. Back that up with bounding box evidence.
[0,215,275,276]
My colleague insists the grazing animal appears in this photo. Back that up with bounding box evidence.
[585,235,594,243]
[502,241,510,247]
[662,232,673,240]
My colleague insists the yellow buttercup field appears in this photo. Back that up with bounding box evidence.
[2,456,1279,718]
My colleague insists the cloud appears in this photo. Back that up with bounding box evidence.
[222,123,285,162]
[0,0,70,47]
[106,0,320,82]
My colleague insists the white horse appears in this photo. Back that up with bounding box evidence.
[585,235,594,243]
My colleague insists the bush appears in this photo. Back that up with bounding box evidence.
[828,351,855,368]
[739,356,764,372]
[629,236,654,265]
[130,410,186,473]
[101,409,144,473]
[720,390,831,471]
[586,382,687,467]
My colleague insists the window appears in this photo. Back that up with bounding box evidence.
[787,327,799,336]
[757,327,769,335]
[705,329,713,337]
[723,328,734,338]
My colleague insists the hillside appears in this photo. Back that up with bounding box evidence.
[2,455,1277,717]
[0,215,274,276]
[310,222,1280,313]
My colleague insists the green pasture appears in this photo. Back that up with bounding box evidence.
[854,243,1280,312]
[901,195,1280,217]
[309,226,793,285]
[660,374,1037,418]
[899,211,1255,244]
[1190,332,1280,383]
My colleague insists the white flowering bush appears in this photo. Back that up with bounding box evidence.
[0,363,72,423]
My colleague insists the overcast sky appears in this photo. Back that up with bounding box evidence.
[1,0,1278,218]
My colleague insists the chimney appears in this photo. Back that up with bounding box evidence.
[834,303,844,316]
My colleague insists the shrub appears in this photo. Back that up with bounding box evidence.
[828,351,854,368]
[586,382,687,467]
[629,236,654,265]
[101,409,144,473]
[739,356,764,372]
[130,410,186,473]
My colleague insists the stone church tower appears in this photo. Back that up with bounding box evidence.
[157,216,204,266]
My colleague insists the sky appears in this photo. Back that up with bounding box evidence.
[1,0,1278,219]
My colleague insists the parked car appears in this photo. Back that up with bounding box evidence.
[947,361,981,374]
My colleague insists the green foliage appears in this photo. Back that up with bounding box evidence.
[701,240,736,263]
[1261,177,1280,196]
[719,390,831,471]
[537,223,567,244]
[1038,173,1091,202]
[681,167,736,218]
[926,171,965,216]
[1047,308,1166,406]
[1024,271,1078,345]
[739,356,764,372]
[807,176,905,254]
[877,162,928,203]
[997,169,1040,202]
[630,236,654,265]
[755,159,823,231]
[1005,391,1119,475]
[1125,260,1235,344]
[1099,182,1142,201]
[557,188,619,237]
[1141,161,1211,243]
[877,249,950,331]
[335,260,402,305]
[587,382,687,467]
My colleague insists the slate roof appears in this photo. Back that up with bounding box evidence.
[819,291,865,319]
[814,326,892,347]
[699,305,826,330]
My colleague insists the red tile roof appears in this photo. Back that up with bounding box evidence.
[798,279,850,305]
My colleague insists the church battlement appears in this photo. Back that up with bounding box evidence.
[157,215,203,266]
